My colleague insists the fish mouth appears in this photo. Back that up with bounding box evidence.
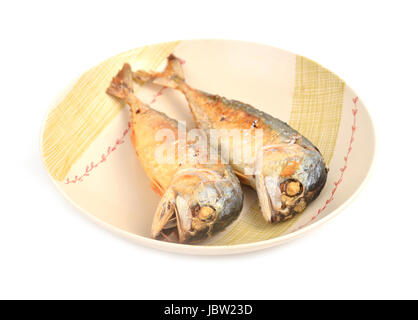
[151,188,180,242]
[151,188,219,243]
[152,167,243,243]
[255,169,327,223]
[253,142,328,223]
[151,189,189,243]
[255,175,307,223]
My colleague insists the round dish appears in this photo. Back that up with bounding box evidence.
[40,39,375,254]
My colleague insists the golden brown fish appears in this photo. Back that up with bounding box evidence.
[107,63,243,243]
[134,55,328,223]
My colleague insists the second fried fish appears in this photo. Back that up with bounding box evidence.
[134,55,328,223]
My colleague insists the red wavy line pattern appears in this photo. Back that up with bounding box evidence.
[64,89,166,184]
[296,96,359,230]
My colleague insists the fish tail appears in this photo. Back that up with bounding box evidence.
[106,63,134,100]
[134,54,185,89]
[107,64,148,114]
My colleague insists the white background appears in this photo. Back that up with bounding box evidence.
[1,0,417,299]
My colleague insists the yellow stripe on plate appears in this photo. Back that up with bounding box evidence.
[212,55,345,245]
[289,55,345,164]
[42,41,180,181]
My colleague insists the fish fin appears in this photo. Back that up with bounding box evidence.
[234,170,253,186]
[150,178,165,197]
[133,54,184,89]
[106,63,134,99]
[254,174,273,223]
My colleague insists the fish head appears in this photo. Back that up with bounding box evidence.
[151,167,243,243]
[255,144,327,223]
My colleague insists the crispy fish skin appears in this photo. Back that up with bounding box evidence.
[107,64,243,243]
[133,55,328,223]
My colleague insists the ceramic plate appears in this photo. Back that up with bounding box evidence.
[40,39,375,254]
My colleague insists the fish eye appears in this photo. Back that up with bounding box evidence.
[191,204,216,221]
[281,179,303,197]
[198,206,216,221]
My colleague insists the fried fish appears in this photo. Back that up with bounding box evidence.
[107,63,243,243]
